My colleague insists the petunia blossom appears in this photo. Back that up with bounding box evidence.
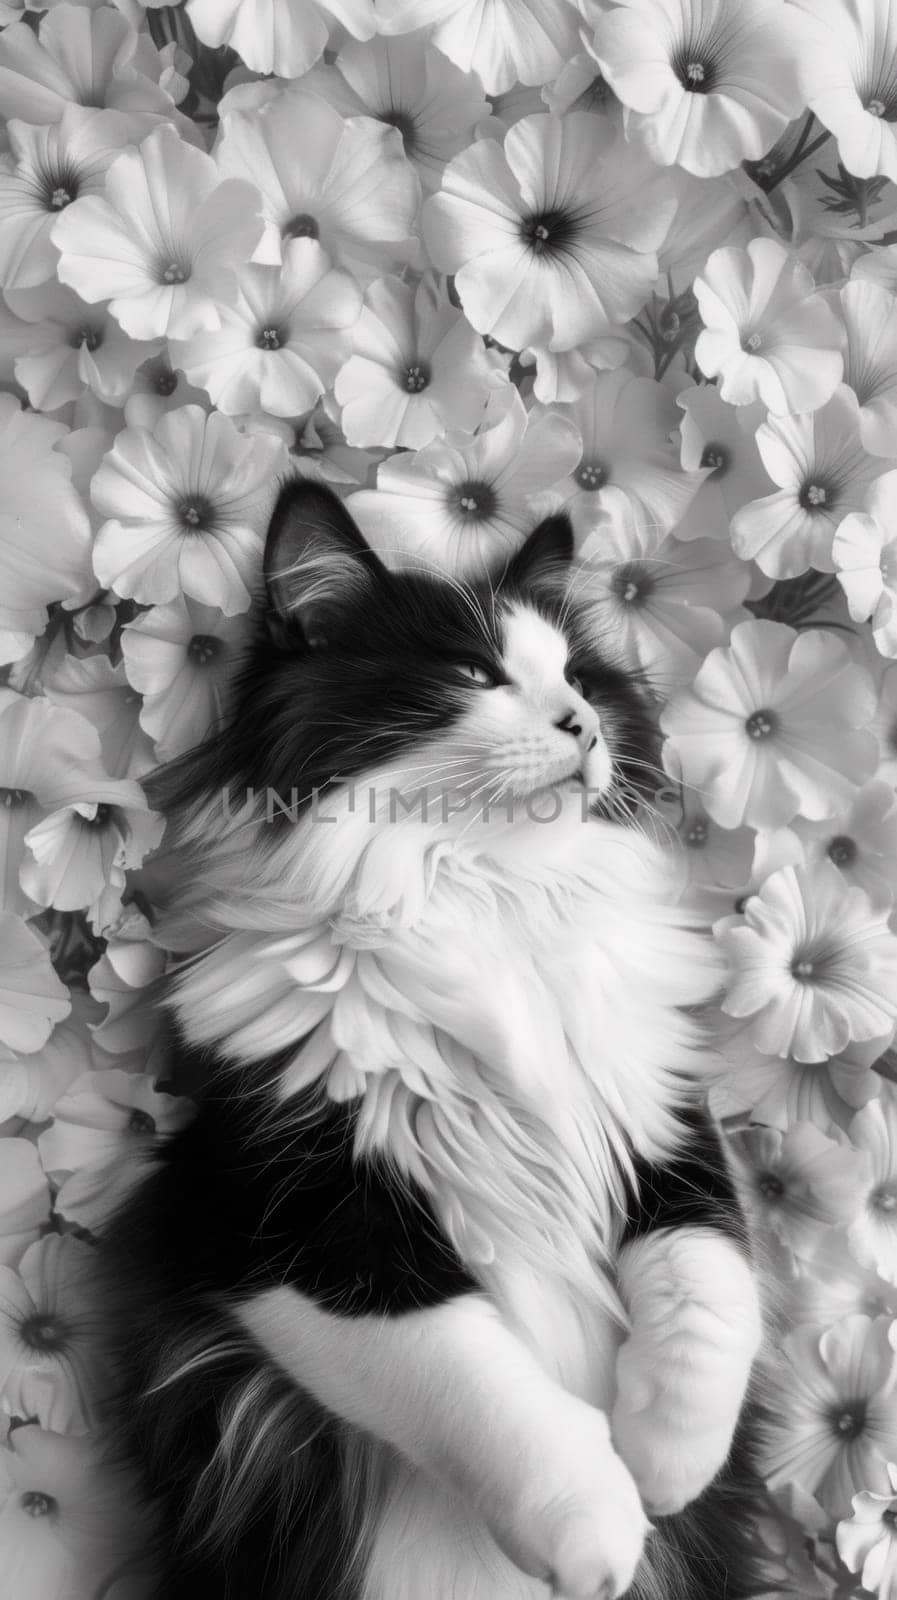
[169,239,361,420]
[186,0,377,78]
[846,1089,897,1288]
[661,618,878,830]
[676,386,772,541]
[347,386,580,579]
[53,123,265,342]
[1,281,158,410]
[0,107,151,292]
[334,272,508,449]
[319,32,490,195]
[21,793,163,920]
[716,862,897,1062]
[374,0,584,97]
[840,278,897,457]
[793,0,897,183]
[214,87,419,283]
[834,470,897,656]
[727,1122,867,1261]
[0,1233,101,1434]
[121,596,253,761]
[589,0,808,177]
[759,1315,897,1518]
[731,386,888,579]
[837,1461,897,1599]
[423,113,677,355]
[0,913,69,1058]
[90,404,287,613]
[550,368,708,544]
[694,237,845,414]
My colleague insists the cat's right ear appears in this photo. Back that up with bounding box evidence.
[263,480,389,649]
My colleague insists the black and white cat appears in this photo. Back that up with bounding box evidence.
[96,480,765,1600]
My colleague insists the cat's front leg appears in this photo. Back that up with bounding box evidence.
[236,1287,651,1599]
[610,1109,763,1516]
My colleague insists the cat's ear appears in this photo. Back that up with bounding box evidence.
[263,480,389,647]
[501,513,574,595]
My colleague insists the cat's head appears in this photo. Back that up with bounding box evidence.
[154,479,661,834]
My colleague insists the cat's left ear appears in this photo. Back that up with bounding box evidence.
[263,479,389,648]
[501,513,574,595]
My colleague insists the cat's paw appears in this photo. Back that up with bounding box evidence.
[611,1229,763,1516]
[483,1395,651,1599]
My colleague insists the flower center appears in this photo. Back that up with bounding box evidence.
[758,1174,785,1199]
[146,360,178,396]
[20,1313,69,1354]
[187,633,223,666]
[700,443,729,474]
[830,1403,867,1440]
[884,1507,897,1527]
[799,479,833,511]
[128,1109,156,1135]
[70,325,102,352]
[282,213,319,241]
[871,1182,897,1213]
[402,361,431,393]
[177,496,215,533]
[20,1492,55,1518]
[575,460,607,491]
[671,46,718,94]
[256,325,286,351]
[864,84,897,121]
[743,331,763,352]
[379,107,418,153]
[827,834,857,866]
[0,787,32,808]
[745,709,777,740]
[519,208,579,256]
[684,818,709,847]
[81,803,112,828]
[612,561,653,607]
[159,261,190,285]
[452,481,497,521]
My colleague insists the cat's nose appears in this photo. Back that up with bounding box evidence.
[555,706,599,754]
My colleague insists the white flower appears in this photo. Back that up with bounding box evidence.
[38,1070,194,1234]
[0,3,187,127]
[550,369,707,544]
[572,519,750,692]
[837,1461,897,1599]
[771,155,897,285]
[0,107,145,292]
[347,386,580,579]
[170,239,361,420]
[90,404,286,613]
[121,596,252,761]
[375,0,584,97]
[847,1089,897,1287]
[21,792,162,918]
[1,280,157,410]
[0,397,93,664]
[0,1234,100,1434]
[731,387,887,579]
[335,272,508,449]
[661,619,878,830]
[43,654,154,781]
[834,471,897,656]
[779,780,897,910]
[676,385,772,541]
[727,1122,867,1260]
[760,1315,897,1519]
[87,919,166,1058]
[0,993,94,1126]
[214,87,420,283]
[323,32,490,193]
[0,1422,151,1600]
[870,663,897,783]
[0,914,69,1057]
[840,279,897,457]
[0,1140,50,1269]
[793,0,897,182]
[694,238,845,414]
[186,0,376,77]
[716,862,897,1061]
[589,0,807,177]
[423,113,677,355]
[53,123,265,341]
[712,1024,883,1131]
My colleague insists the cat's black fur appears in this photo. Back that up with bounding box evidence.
[94,482,768,1600]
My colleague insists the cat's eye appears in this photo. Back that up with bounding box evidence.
[455,661,499,688]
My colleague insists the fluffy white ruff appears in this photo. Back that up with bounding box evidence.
[168,787,724,1315]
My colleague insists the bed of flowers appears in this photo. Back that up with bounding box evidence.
[3,0,897,1594]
